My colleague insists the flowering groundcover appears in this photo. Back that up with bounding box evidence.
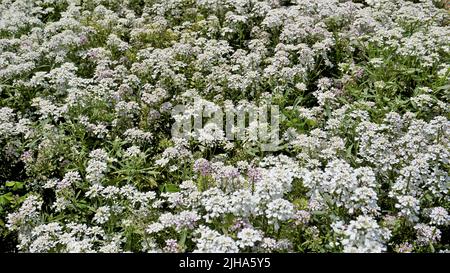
[0,0,449,253]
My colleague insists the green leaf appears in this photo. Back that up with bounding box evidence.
[346,144,354,158]
[179,229,187,247]
[245,147,258,157]
[5,181,24,190]
[75,200,91,211]
[311,210,327,216]
[1,192,14,203]
[143,177,157,188]
[306,119,317,127]
[164,183,179,193]
[0,196,7,206]
[437,84,450,91]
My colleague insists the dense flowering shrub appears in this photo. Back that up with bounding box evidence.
[0,0,449,253]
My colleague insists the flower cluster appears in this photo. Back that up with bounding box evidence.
[1,0,449,253]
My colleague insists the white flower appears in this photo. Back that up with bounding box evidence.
[57,171,81,190]
[201,188,230,222]
[414,224,441,246]
[159,212,177,228]
[89,149,109,161]
[237,228,263,249]
[265,199,295,224]
[6,195,42,231]
[332,216,391,253]
[229,189,261,217]
[86,159,108,184]
[395,195,420,222]
[294,210,311,225]
[194,226,238,253]
[124,146,143,158]
[93,206,111,224]
[174,211,200,230]
[196,123,226,147]
[124,128,153,144]
[146,223,165,234]
[429,207,449,226]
